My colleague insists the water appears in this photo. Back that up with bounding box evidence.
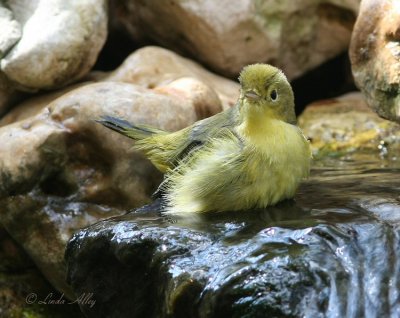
[67,152,400,318]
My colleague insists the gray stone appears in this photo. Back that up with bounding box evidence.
[0,46,234,123]
[350,0,400,123]
[0,80,222,296]
[298,92,400,157]
[0,0,107,89]
[101,46,240,110]
[112,0,359,79]
[0,5,21,59]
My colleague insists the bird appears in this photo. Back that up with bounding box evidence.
[98,63,311,214]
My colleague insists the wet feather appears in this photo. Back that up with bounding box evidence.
[97,64,311,214]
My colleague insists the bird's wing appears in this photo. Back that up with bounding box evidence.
[139,106,240,172]
[180,107,240,157]
[152,107,242,198]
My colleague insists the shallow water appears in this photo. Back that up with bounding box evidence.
[67,152,400,318]
[299,152,400,222]
[172,153,400,317]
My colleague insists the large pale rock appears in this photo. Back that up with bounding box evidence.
[0,82,87,126]
[350,0,400,123]
[0,46,237,125]
[0,80,222,297]
[113,0,359,79]
[99,46,240,110]
[0,5,21,58]
[299,92,400,157]
[0,0,107,90]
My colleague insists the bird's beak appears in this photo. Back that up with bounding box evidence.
[244,90,261,101]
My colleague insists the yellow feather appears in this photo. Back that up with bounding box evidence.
[98,64,312,214]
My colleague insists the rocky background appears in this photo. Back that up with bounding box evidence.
[1,0,400,317]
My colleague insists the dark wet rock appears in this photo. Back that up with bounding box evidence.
[0,226,33,272]
[0,267,84,318]
[66,155,400,318]
[0,266,85,318]
[1,196,123,299]
[0,72,19,116]
[0,227,84,317]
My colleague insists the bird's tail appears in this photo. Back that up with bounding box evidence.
[96,115,167,140]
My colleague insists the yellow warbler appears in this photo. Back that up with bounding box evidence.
[98,64,311,214]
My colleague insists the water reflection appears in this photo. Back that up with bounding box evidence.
[97,152,400,317]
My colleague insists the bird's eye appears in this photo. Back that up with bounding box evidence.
[270,89,278,101]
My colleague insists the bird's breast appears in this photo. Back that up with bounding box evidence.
[237,119,311,204]
[238,119,308,160]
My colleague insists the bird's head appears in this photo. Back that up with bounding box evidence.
[238,63,296,124]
